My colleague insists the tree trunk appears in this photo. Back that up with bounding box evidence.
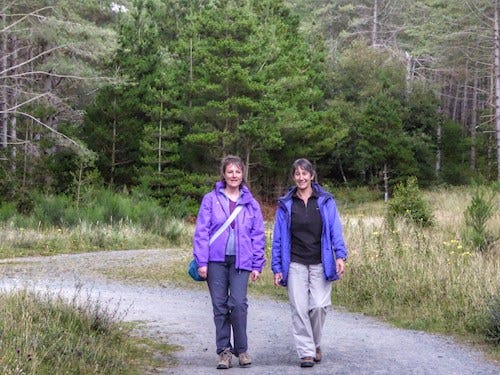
[10,36,18,170]
[452,84,461,122]
[405,51,414,96]
[372,0,379,47]
[245,144,250,187]
[383,162,388,202]
[470,68,478,171]
[495,0,500,180]
[1,12,8,150]
[435,121,442,177]
[158,90,163,173]
[111,97,117,187]
[189,38,193,108]
[462,65,469,132]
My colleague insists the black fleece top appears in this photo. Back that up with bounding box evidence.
[290,190,323,265]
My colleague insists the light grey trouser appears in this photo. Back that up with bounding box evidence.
[287,262,332,359]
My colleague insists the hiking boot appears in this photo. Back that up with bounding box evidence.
[314,347,322,363]
[217,348,232,369]
[238,352,252,367]
[300,357,315,368]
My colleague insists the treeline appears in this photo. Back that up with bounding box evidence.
[1,0,499,215]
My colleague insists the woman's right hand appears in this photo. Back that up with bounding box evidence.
[198,266,208,280]
[273,272,283,286]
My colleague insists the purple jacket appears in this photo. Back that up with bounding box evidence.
[193,181,266,272]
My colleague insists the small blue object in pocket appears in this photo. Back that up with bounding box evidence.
[188,259,205,281]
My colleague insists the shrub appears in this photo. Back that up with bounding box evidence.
[485,293,500,345]
[15,190,35,215]
[464,187,496,253]
[330,185,381,206]
[32,193,73,227]
[0,203,17,221]
[386,176,434,228]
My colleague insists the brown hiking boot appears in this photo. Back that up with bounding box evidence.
[300,357,315,368]
[217,348,232,369]
[238,352,252,367]
[314,347,322,363]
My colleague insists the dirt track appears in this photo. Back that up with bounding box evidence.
[1,249,498,375]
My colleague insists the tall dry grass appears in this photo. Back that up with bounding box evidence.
[0,219,190,258]
[334,186,499,352]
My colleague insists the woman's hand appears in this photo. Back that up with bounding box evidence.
[198,266,208,279]
[273,272,283,286]
[251,270,260,282]
[336,258,345,276]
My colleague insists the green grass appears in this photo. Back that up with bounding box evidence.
[102,187,500,361]
[0,219,191,258]
[0,186,498,369]
[0,289,179,374]
[0,189,190,374]
[334,186,500,360]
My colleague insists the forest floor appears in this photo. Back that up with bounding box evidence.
[0,249,499,375]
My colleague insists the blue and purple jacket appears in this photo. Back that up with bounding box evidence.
[271,182,347,285]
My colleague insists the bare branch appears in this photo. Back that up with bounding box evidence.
[16,111,82,149]
[3,93,49,112]
[0,6,53,33]
[0,44,69,76]
[7,70,117,82]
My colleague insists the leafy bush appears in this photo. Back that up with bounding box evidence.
[0,203,17,221]
[15,190,36,215]
[32,193,73,227]
[386,176,434,227]
[329,185,381,206]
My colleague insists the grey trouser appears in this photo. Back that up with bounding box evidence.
[288,262,332,359]
[207,255,250,355]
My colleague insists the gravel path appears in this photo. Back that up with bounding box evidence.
[0,249,498,375]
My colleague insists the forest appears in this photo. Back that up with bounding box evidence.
[1,0,500,213]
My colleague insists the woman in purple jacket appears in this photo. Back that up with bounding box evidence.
[193,155,266,369]
[272,158,347,368]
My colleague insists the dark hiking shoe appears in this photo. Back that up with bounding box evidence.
[314,347,322,363]
[300,357,315,368]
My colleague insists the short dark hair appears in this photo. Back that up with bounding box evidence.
[291,158,316,180]
[220,155,246,185]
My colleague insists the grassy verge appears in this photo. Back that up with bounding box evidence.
[0,219,191,259]
[0,186,498,366]
[0,189,190,374]
[0,289,179,374]
[102,187,500,361]
[335,187,500,360]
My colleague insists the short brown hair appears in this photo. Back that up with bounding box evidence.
[220,155,246,185]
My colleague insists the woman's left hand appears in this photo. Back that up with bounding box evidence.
[250,270,260,282]
[336,258,345,276]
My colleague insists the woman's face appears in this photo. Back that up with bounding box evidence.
[293,166,313,190]
[224,163,243,189]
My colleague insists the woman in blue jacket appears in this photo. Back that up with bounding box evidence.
[271,158,347,368]
[193,155,266,369]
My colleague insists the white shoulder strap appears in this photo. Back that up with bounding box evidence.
[209,205,243,245]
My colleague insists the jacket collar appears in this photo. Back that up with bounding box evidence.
[215,180,253,204]
[280,182,332,203]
